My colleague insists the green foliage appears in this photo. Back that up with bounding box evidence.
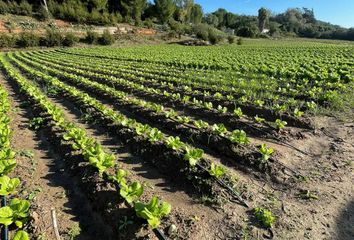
[135,196,171,228]
[12,230,29,240]
[273,119,287,130]
[98,30,115,45]
[28,117,44,130]
[120,181,144,205]
[254,207,275,228]
[227,35,236,44]
[0,198,30,227]
[208,163,225,178]
[17,32,39,48]
[229,130,249,144]
[41,29,63,47]
[85,31,99,44]
[0,176,20,196]
[154,0,176,24]
[166,136,184,150]
[259,144,273,163]
[0,34,17,48]
[62,33,79,47]
[183,147,203,166]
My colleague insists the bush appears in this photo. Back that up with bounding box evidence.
[237,38,243,45]
[208,29,224,45]
[41,29,63,47]
[85,30,99,44]
[0,1,9,14]
[0,34,17,48]
[227,35,236,44]
[18,0,32,16]
[62,33,78,47]
[98,30,115,45]
[7,1,19,14]
[17,32,39,47]
[37,5,51,21]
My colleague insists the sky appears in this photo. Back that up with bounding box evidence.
[196,0,354,28]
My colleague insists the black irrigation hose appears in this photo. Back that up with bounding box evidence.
[1,196,8,240]
[196,163,249,208]
[244,121,312,157]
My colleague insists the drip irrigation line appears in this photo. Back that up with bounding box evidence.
[196,163,249,208]
[244,121,312,156]
[1,196,8,240]
[181,120,301,177]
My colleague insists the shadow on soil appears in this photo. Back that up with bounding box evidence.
[335,198,354,240]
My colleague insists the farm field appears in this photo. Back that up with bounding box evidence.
[0,40,353,240]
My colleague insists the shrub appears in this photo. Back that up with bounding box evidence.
[62,33,78,47]
[0,0,9,14]
[17,32,39,47]
[237,37,243,45]
[98,30,115,45]
[144,18,154,29]
[208,29,223,45]
[0,34,17,48]
[18,0,32,16]
[7,1,19,14]
[227,35,236,44]
[37,5,51,21]
[85,30,99,44]
[41,29,63,47]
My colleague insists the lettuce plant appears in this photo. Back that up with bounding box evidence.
[233,107,244,118]
[259,144,273,162]
[194,120,209,129]
[208,163,225,178]
[254,207,275,228]
[0,176,20,195]
[229,130,249,144]
[0,198,30,228]
[166,136,184,151]
[211,123,227,136]
[134,196,171,229]
[183,147,203,166]
[120,181,144,205]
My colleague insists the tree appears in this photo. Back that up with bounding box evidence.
[154,0,175,23]
[121,0,147,24]
[258,7,269,32]
[190,3,202,24]
[204,13,218,27]
[175,0,194,23]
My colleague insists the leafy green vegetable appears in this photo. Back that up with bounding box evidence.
[259,144,274,162]
[254,207,275,228]
[0,176,20,196]
[183,147,203,166]
[120,181,144,205]
[134,196,171,229]
[229,130,249,144]
[208,163,225,178]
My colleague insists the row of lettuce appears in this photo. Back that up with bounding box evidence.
[13,51,276,167]
[0,54,171,233]
[0,66,29,239]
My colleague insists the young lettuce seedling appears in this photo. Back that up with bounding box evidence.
[259,144,274,163]
[134,196,171,229]
[208,163,226,178]
[229,130,249,145]
[184,147,203,166]
[253,207,275,228]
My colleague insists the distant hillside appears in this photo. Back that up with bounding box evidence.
[0,0,353,41]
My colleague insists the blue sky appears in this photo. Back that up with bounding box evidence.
[196,0,354,28]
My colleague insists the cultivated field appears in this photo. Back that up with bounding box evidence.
[0,40,353,239]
